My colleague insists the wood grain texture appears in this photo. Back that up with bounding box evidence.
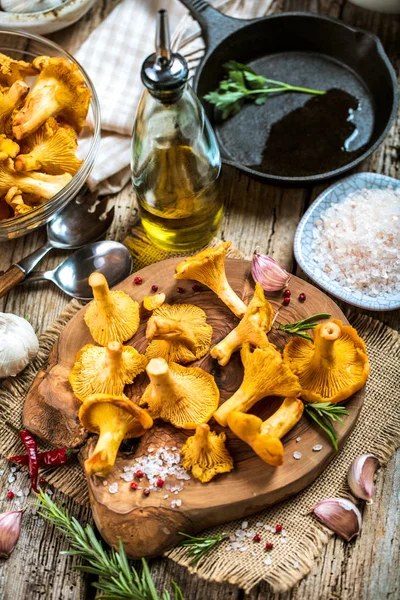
[0,265,25,298]
[0,0,398,598]
[23,258,365,558]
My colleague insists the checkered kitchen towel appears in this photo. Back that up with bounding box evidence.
[76,0,273,194]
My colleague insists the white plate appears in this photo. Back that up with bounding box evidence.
[0,0,95,35]
[294,172,400,311]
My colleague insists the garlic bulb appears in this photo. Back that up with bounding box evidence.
[0,510,23,559]
[0,0,62,13]
[251,250,291,292]
[0,313,38,378]
[312,497,362,541]
[347,454,379,503]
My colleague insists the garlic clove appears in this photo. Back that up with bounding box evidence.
[347,454,379,504]
[251,251,291,292]
[0,510,23,559]
[312,497,362,541]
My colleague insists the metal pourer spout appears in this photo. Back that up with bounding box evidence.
[156,9,171,65]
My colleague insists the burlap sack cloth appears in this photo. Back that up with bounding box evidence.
[0,231,399,593]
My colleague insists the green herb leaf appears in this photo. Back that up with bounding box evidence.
[36,490,184,600]
[179,532,227,566]
[304,402,349,451]
[204,62,325,119]
[276,313,331,341]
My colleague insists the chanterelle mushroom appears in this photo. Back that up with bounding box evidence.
[85,272,140,346]
[211,282,274,366]
[213,343,301,427]
[140,358,219,429]
[174,242,246,318]
[0,81,29,134]
[0,134,19,161]
[0,158,71,199]
[0,53,37,86]
[227,397,304,466]
[69,341,148,402]
[283,319,370,404]
[12,56,91,139]
[4,187,36,217]
[79,394,153,477]
[181,423,234,483]
[15,118,83,175]
[145,303,212,364]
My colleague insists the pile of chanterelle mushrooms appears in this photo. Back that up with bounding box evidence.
[70,242,370,484]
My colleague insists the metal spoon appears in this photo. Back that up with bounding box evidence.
[0,188,115,298]
[22,241,133,300]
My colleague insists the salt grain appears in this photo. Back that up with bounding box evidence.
[296,437,301,443]
[108,483,118,494]
[313,444,323,452]
[8,474,15,483]
[241,521,248,529]
[293,451,302,460]
[311,188,400,297]
[264,556,272,566]
[293,561,299,569]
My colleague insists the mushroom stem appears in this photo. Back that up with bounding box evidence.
[146,316,197,351]
[228,398,304,466]
[217,278,247,318]
[315,321,341,363]
[105,342,124,373]
[88,272,113,312]
[146,358,176,390]
[214,387,257,427]
[85,429,125,477]
[211,329,242,367]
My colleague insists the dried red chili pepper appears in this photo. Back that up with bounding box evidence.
[19,430,38,493]
[9,447,75,469]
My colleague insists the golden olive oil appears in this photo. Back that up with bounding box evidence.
[131,11,222,253]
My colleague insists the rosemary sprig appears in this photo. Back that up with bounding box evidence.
[204,61,325,119]
[304,402,349,451]
[276,313,331,341]
[37,490,183,600]
[179,532,227,566]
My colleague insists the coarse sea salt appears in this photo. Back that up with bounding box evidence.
[311,188,400,297]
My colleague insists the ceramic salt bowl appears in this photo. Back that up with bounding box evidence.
[0,0,95,34]
[294,172,400,311]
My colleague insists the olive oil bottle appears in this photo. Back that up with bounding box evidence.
[131,10,222,252]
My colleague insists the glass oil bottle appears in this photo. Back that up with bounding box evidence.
[131,10,222,253]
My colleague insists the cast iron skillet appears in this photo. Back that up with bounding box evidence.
[179,0,398,184]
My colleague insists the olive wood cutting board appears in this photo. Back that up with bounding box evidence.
[23,258,364,558]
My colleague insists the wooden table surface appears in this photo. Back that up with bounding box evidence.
[0,1,399,599]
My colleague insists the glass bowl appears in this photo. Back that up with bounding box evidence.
[0,29,100,241]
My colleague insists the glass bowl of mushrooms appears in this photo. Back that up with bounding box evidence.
[0,29,100,240]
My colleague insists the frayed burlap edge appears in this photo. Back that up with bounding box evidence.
[166,315,400,593]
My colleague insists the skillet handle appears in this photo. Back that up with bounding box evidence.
[178,0,252,52]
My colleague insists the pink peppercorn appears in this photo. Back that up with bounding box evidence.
[192,284,201,292]
[283,297,290,306]
[265,542,273,551]
[130,482,139,490]
[134,277,143,285]
[284,289,291,298]
[143,488,150,497]
[156,478,165,488]
[176,287,185,294]
[151,285,159,292]
[135,470,145,479]
[6,491,14,499]
[298,293,306,302]
[275,524,283,533]
[253,534,261,542]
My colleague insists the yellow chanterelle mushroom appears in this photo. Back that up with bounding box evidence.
[69,341,148,402]
[145,303,212,364]
[143,292,166,311]
[181,424,234,483]
[211,282,274,366]
[79,394,153,477]
[174,242,246,318]
[227,397,304,466]
[84,272,140,346]
[283,319,370,404]
[140,358,219,429]
[213,343,301,427]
